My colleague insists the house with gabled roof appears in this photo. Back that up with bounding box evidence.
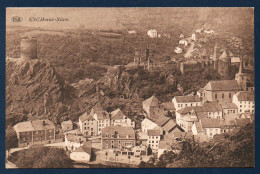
[79,112,98,136]
[90,103,110,135]
[147,129,161,150]
[142,95,164,120]
[61,120,73,132]
[232,91,254,114]
[101,126,135,150]
[221,103,238,118]
[110,108,135,128]
[13,119,55,147]
[70,141,92,162]
[201,80,241,103]
[172,95,202,111]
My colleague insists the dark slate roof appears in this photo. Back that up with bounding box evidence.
[175,95,201,103]
[95,111,110,120]
[79,112,95,122]
[202,101,222,112]
[61,120,73,126]
[143,95,159,107]
[162,119,177,132]
[111,108,125,120]
[14,119,55,133]
[147,129,160,136]
[204,80,241,91]
[73,141,92,154]
[236,91,254,101]
[102,126,135,137]
[200,118,222,128]
[90,103,105,114]
[162,102,176,110]
[221,103,238,109]
[151,115,171,127]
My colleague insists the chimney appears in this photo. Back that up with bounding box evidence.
[42,120,46,126]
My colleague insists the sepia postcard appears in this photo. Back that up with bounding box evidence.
[5,7,254,169]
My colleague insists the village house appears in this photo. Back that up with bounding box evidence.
[90,103,110,135]
[147,129,161,150]
[158,136,176,158]
[79,112,98,136]
[61,120,73,132]
[232,91,255,114]
[179,39,188,46]
[174,46,182,54]
[101,126,135,150]
[147,29,158,38]
[142,95,164,120]
[220,103,238,119]
[178,109,199,132]
[161,119,184,137]
[65,132,87,151]
[141,118,161,134]
[220,115,237,133]
[110,108,135,128]
[176,101,223,131]
[161,102,176,115]
[192,118,222,139]
[69,141,92,162]
[200,80,241,104]
[13,119,55,147]
[172,95,202,111]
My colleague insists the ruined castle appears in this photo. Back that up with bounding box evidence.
[20,36,38,61]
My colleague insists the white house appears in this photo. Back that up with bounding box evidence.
[147,129,161,150]
[91,103,110,135]
[110,108,135,128]
[204,30,214,34]
[172,95,202,111]
[69,142,92,162]
[232,91,255,114]
[65,133,87,151]
[147,29,158,38]
[191,33,196,41]
[141,118,160,133]
[192,118,221,139]
[179,39,188,46]
[174,46,182,54]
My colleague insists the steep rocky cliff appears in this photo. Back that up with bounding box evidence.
[6,58,76,124]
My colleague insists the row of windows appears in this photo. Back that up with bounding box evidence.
[149,136,159,139]
[99,123,109,127]
[178,103,199,108]
[149,140,159,144]
[240,105,254,108]
[215,93,232,99]
[84,122,94,125]
[240,101,254,104]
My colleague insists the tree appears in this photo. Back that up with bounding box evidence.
[6,126,18,158]
[15,147,73,168]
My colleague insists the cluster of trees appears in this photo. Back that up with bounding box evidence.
[9,147,73,168]
[139,123,254,168]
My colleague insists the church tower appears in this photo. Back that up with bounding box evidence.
[235,57,247,91]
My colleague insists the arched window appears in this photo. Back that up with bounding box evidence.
[215,94,217,99]
[222,94,224,98]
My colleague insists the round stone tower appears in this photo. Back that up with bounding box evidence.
[20,36,37,60]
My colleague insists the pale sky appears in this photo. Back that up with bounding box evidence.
[6,7,253,30]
